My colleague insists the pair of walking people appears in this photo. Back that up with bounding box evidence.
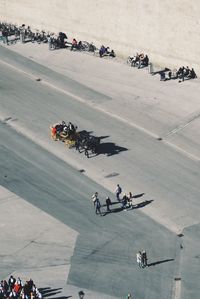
[92,192,112,215]
[136,250,148,268]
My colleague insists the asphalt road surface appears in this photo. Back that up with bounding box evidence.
[0,46,200,299]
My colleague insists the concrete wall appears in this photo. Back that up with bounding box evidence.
[1,0,200,74]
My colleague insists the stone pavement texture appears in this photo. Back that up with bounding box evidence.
[1,42,200,161]
[0,41,200,299]
[0,186,116,299]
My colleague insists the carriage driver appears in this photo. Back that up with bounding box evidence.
[68,122,75,132]
[68,122,76,136]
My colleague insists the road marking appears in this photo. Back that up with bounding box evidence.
[172,279,181,299]
[164,140,200,161]
[164,111,200,137]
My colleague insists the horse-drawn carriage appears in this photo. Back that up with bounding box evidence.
[50,121,100,157]
[50,121,79,148]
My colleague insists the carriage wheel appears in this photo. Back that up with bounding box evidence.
[78,146,82,153]
[85,149,89,158]
[91,147,96,154]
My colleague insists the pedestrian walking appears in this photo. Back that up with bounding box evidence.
[94,197,102,215]
[121,193,128,210]
[126,293,132,299]
[91,192,98,207]
[136,251,142,268]
[127,191,133,208]
[115,184,122,202]
[106,196,112,212]
[141,250,148,268]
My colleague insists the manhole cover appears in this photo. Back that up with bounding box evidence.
[177,234,184,237]
[174,278,181,281]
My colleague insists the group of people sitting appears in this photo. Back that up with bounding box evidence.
[0,276,42,299]
[130,53,149,68]
[70,38,83,51]
[99,45,116,58]
[176,66,197,81]
[160,66,197,82]
[48,31,67,49]
[51,121,76,140]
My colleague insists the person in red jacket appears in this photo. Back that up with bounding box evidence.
[71,38,78,51]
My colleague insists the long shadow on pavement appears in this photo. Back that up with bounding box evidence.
[132,193,145,198]
[132,199,154,209]
[148,258,174,267]
[39,288,63,298]
[98,142,128,156]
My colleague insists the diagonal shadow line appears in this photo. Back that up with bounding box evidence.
[132,199,153,209]
[40,288,62,293]
[43,291,62,297]
[102,206,124,216]
[148,258,174,267]
[132,193,145,198]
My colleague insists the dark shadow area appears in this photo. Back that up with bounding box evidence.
[132,199,154,209]
[151,67,170,76]
[75,130,127,158]
[39,288,63,298]
[78,130,93,136]
[101,201,120,208]
[148,258,174,267]
[50,297,72,299]
[99,135,110,140]
[102,206,124,216]
[110,201,121,206]
[98,142,128,156]
[132,193,145,199]
[39,288,51,292]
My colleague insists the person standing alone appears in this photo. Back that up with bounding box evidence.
[141,250,148,268]
[115,184,122,202]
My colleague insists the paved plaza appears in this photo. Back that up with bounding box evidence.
[0,41,200,299]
